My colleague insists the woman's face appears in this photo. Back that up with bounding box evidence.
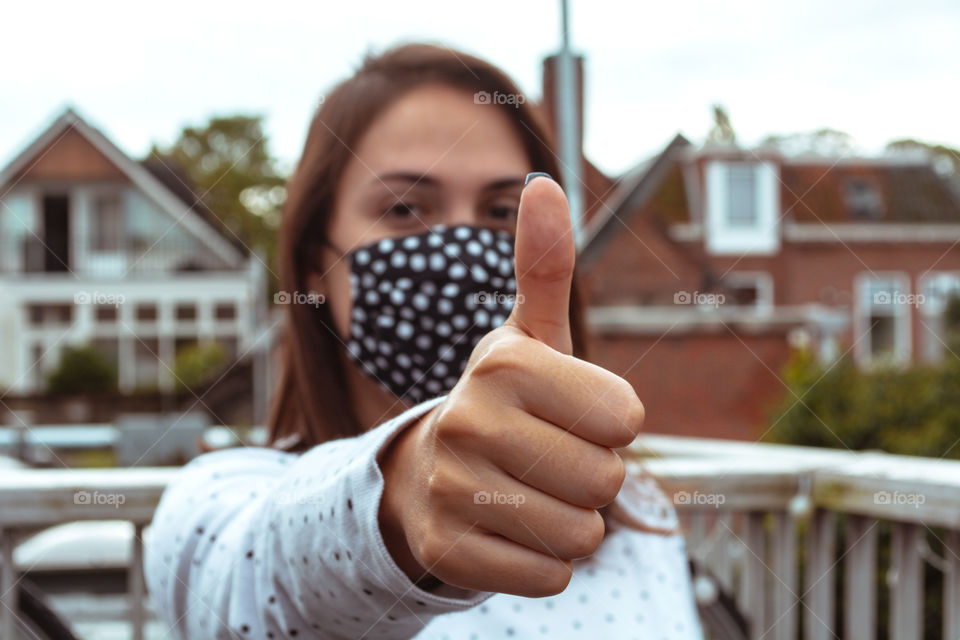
[310,82,533,341]
[308,82,533,422]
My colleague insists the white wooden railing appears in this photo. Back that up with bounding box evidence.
[1,437,959,639]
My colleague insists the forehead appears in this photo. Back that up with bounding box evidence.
[343,83,531,188]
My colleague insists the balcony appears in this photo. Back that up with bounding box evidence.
[0,236,238,278]
[1,435,958,639]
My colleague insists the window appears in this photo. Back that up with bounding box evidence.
[134,337,160,390]
[724,272,773,310]
[919,272,960,362]
[90,193,125,252]
[135,303,158,322]
[95,305,118,323]
[855,274,911,365]
[705,161,779,255]
[26,303,72,327]
[727,165,758,227]
[214,302,236,321]
[843,179,884,220]
[175,303,197,322]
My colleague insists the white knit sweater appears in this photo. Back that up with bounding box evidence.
[144,396,703,639]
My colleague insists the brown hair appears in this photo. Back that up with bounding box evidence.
[267,42,589,451]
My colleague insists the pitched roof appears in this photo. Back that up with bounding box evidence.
[578,134,692,267]
[781,159,960,224]
[0,107,247,267]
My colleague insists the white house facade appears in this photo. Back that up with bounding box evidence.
[0,108,265,395]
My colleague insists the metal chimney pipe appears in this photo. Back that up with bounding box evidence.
[556,0,584,247]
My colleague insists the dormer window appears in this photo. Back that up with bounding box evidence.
[843,178,884,219]
[726,165,758,227]
[705,160,779,255]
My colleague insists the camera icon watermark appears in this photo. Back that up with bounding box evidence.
[473,90,526,108]
[674,291,725,308]
[674,490,726,508]
[473,490,526,508]
[473,291,524,305]
[274,290,325,308]
[873,291,925,308]
[74,490,126,509]
[74,291,126,307]
[873,490,925,508]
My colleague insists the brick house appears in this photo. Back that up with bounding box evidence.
[575,135,960,440]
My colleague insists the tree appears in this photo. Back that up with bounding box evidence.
[47,345,117,394]
[146,116,286,286]
[760,128,858,157]
[886,138,960,178]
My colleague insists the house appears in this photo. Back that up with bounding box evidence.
[576,136,960,440]
[0,108,266,398]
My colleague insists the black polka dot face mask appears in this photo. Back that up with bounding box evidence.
[343,224,517,404]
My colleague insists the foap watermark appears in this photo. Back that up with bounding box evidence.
[873,291,925,308]
[473,291,524,305]
[674,291,725,308]
[674,490,726,508]
[74,490,126,509]
[473,90,526,108]
[74,291,126,307]
[474,490,526,508]
[274,290,325,307]
[874,490,925,508]
[275,491,324,507]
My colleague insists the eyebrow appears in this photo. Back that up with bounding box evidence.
[372,172,525,192]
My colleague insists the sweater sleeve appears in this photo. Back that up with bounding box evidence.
[144,395,491,640]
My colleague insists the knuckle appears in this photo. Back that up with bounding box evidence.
[585,451,626,506]
[539,559,574,595]
[468,334,533,380]
[564,510,605,558]
[432,397,482,444]
[608,377,644,447]
[413,529,448,570]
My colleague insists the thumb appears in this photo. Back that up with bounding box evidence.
[505,172,576,355]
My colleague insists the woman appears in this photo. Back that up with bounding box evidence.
[145,42,703,639]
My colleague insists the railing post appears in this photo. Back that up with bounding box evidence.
[890,523,924,639]
[742,511,767,640]
[844,515,878,640]
[131,522,145,640]
[804,509,836,640]
[1,528,16,640]
[946,530,960,640]
[772,511,799,640]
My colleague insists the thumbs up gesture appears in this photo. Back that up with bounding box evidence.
[379,175,645,597]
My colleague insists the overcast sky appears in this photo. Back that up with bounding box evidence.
[2,0,957,178]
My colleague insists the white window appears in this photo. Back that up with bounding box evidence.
[705,161,780,255]
[854,274,912,365]
[724,272,774,310]
[919,272,960,362]
[0,192,35,271]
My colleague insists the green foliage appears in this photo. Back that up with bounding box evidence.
[46,345,117,394]
[146,115,286,293]
[886,138,960,178]
[767,344,960,459]
[173,342,227,393]
[760,128,857,157]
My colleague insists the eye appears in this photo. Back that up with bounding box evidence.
[385,201,422,219]
[486,199,519,221]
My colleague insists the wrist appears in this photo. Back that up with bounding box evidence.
[378,408,432,583]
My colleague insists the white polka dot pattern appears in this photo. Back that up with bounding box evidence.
[345,225,518,403]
